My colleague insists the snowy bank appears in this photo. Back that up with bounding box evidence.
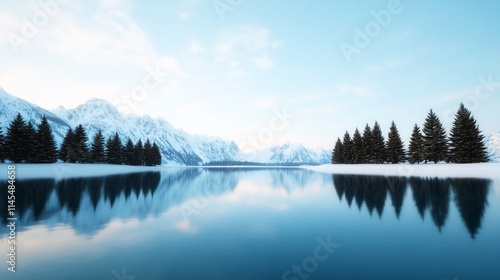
[0,163,166,180]
[303,163,500,179]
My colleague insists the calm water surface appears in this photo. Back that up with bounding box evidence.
[1,168,499,280]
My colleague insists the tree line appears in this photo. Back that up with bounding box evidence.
[0,113,162,166]
[332,103,489,164]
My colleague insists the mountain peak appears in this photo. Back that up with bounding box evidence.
[80,98,117,110]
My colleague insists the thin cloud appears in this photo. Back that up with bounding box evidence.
[187,39,206,54]
[214,26,280,72]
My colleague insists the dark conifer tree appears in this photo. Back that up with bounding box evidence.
[0,126,5,163]
[143,139,153,166]
[152,142,162,165]
[60,128,74,162]
[124,138,135,165]
[352,128,363,164]
[24,122,37,163]
[106,133,123,165]
[90,130,106,163]
[115,133,124,164]
[105,137,113,164]
[5,113,27,163]
[333,138,344,164]
[371,121,386,164]
[36,115,58,163]
[449,103,489,163]
[134,140,144,166]
[342,131,353,164]
[386,121,406,164]
[408,124,424,164]
[361,124,373,164]
[422,109,448,163]
[73,124,89,163]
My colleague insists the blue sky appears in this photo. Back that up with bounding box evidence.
[1,0,499,149]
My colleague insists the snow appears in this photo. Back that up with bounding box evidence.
[303,163,500,179]
[0,87,70,142]
[1,88,330,165]
[488,133,500,162]
[3,87,496,166]
[0,167,241,237]
[0,163,165,180]
[242,142,330,164]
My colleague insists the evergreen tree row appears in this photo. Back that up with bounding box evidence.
[333,121,406,164]
[0,113,162,166]
[332,104,489,164]
[0,114,58,163]
[59,126,162,166]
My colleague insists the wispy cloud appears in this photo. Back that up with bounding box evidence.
[214,26,281,73]
[187,39,205,54]
[364,60,405,75]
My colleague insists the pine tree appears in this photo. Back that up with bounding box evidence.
[143,139,153,166]
[134,140,144,166]
[342,131,353,164]
[106,133,122,164]
[124,138,135,165]
[36,115,58,163]
[24,122,37,163]
[60,128,74,162]
[0,126,5,163]
[352,128,363,164]
[333,138,344,164]
[386,121,406,164]
[90,130,106,163]
[152,142,162,165]
[422,109,448,163]
[371,121,386,164]
[408,124,424,164]
[73,124,89,163]
[361,124,372,164]
[5,113,27,163]
[449,103,489,163]
[105,137,113,164]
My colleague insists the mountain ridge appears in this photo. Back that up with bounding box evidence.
[0,88,330,165]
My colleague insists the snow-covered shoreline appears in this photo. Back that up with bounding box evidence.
[0,163,167,180]
[0,163,499,180]
[303,163,500,179]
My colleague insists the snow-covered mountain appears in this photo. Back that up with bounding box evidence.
[0,88,70,141]
[244,141,330,165]
[0,88,329,165]
[488,133,500,162]
[52,99,241,165]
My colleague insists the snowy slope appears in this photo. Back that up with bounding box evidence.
[244,141,331,165]
[0,88,70,142]
[488,133,500,162]
[0,88,330,165]
[52,99,242,165]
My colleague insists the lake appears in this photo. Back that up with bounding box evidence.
[1,168,499,280]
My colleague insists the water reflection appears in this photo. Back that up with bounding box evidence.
[332,174,491,238]
[0,169,494,240]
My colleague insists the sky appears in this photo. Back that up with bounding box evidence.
[1,0,499,150]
